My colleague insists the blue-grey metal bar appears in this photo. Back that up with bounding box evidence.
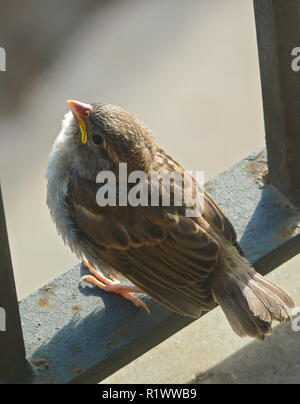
[253,0,300,206]
[13,149,300,384]
[0,185,26,382]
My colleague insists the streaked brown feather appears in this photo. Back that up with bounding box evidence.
[66,149,225,315]
[66,145,295,337]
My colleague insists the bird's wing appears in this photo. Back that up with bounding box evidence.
[155,148,239,245]
[156,149,244,256]
[66,151,239,317]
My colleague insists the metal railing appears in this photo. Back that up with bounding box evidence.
[0,186,26,380]
[0,0,300,384]
[254,0,300,206]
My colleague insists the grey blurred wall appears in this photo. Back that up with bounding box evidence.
[0,0,99,116]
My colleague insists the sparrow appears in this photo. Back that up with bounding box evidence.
[46,100,295,341]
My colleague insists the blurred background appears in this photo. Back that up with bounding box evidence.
[0,0,264,300]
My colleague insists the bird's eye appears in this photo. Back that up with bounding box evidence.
[92,134,103,146]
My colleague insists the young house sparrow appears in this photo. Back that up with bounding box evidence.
[46,100,295,341]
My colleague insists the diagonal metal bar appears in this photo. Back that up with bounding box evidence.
[0,185,26,382]
[10,149,300,384]
[253,0,300,206]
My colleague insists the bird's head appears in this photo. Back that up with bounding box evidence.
[54,100,156,178]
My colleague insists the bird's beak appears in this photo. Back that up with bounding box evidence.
[67,100,92,144]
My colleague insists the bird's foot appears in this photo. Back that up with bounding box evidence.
[81,259,150,313]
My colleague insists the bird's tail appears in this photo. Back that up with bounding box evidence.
[212,264,295,341]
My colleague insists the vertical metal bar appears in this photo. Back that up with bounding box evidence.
[0,185,26,381]
[253,0,300,206]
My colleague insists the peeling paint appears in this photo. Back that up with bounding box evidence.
[32,358,51,370]
[72,305,82,313]
[38,298,52,308]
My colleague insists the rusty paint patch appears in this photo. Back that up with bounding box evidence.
[248,157,269,189]
[249,162,260,172]
[248,155,267,173]
[255,169,269,189]
[32,357,51,370]
[38,298,52,308]
[276,224,300,240]
[71,345,81,353]
[72,305,82,313]
[279,229,294,239]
